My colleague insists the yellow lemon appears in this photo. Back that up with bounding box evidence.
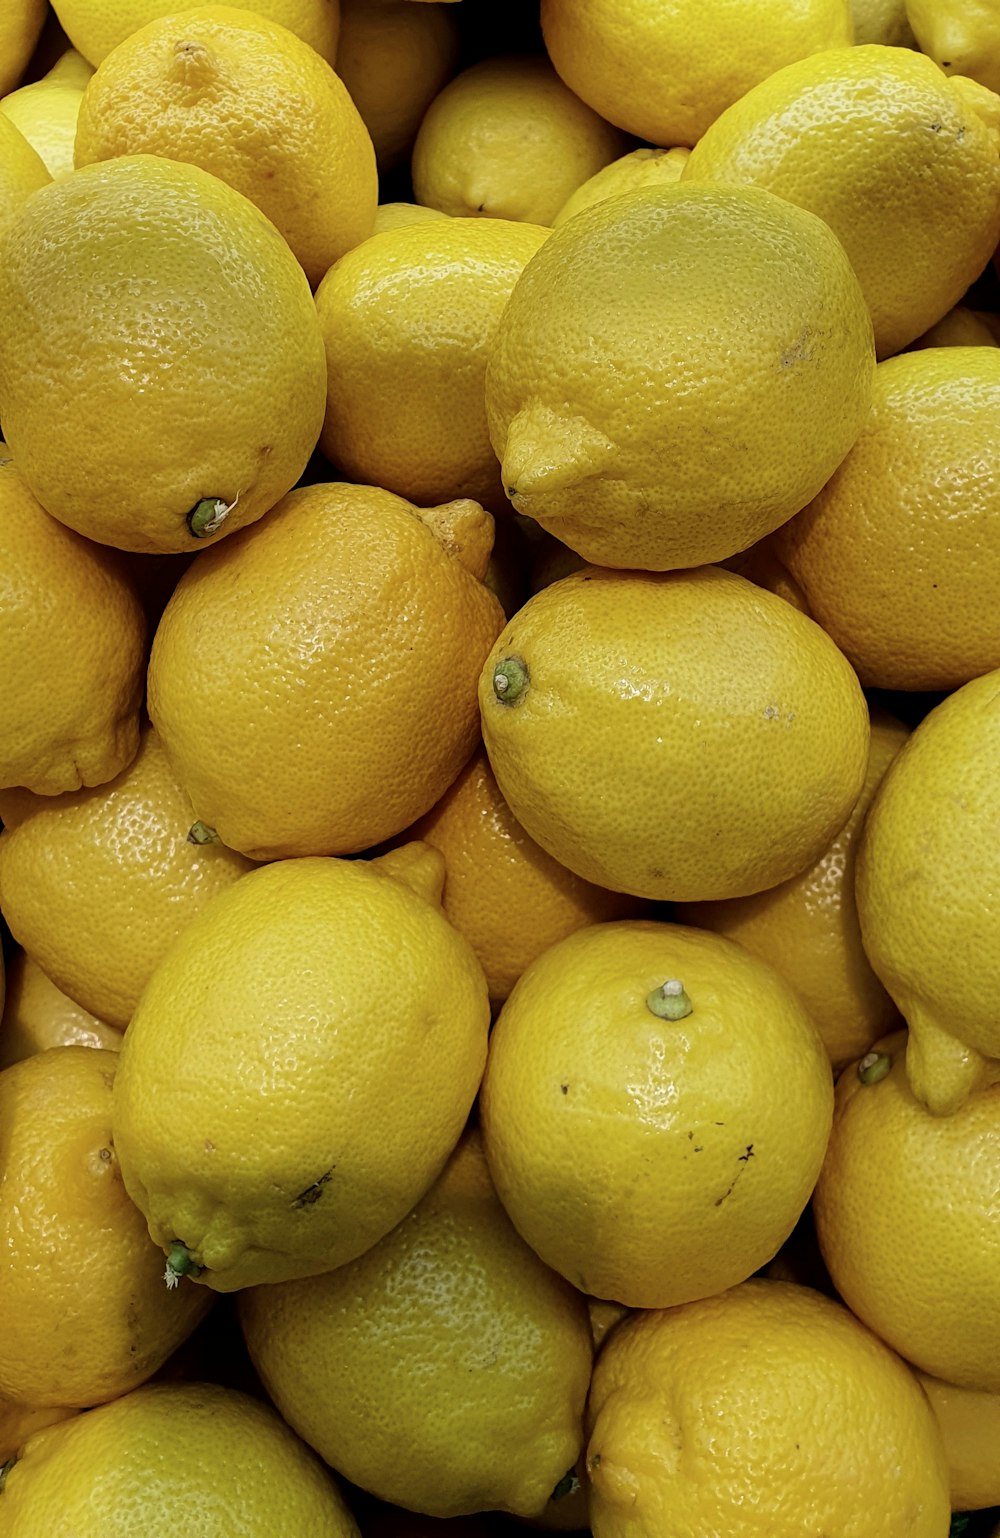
[335,0,460,172]
[540,0,853,147]
[851,0,915,43]
[479,565,870,903]
[239,1129,593,1519]
[813,1029,1000,1392]
[316,218,548,514]
[0,1401,77,1467]
[372,199,449,232]
[0,53,86,181]
[73,6,377,287]
[0,951,122,1070]
[0,1,47,96]
[0,154,327,553]
[585,1278,950,1538]
[0,456,146,797]
[553,146,690,226]
[412,54,629,225]
[910,304,1000,348]
[906,0,1000,93]
[147,483,504,860]
[0,1047,212,1408]
[112,849,490,1291]
[49,0,340,66]
[0,725,255,1029]
[0,1381,360,1537]
[485,183,874,570]
[0,113,50,232]
[855,668,1000,1114]
[674,708,908,1070]
[682,45,1000,358]
[915,1370,1000,1510]
[480,920,833,1308]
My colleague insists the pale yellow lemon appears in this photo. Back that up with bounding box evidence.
[1,50,90,179]
[553,146,690,226]
[0,951,122,1070]
[906,0,1000,93]
[0,113,50,232]
[372,199,448,232]
[910,303,1000,348]
[50,0,340,66]
[335,0,459,172]
[915,1370,1000,1510]
[851,0,915,42]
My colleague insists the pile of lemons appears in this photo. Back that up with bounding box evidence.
[1,0,1000,1535]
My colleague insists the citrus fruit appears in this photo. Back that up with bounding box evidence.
[73,5,377,286]
[0,0,48,96]
[0,113,50,232]
[147,483,504,860]
[334,0,460,172]
[485,183,874,570]
[906,0,1000,93]
[813,1028,1000,1393]
[0,154,327,553]
[553,145,690,226]
[112,848,490,1291]
[0,1401,77,1467]
[0,49,91,179]
[480,919,833,1308]
[372,199,449,232]
[585,1278,950,1538]
[850,0,915,42]
[915,1370,1000,1510]
[479,565,870,903]
[239,1130,593,1518]
[50,0,341,66]
[0,1046,212,1408]
[412,54,629,225]
[681,45,1000,358]
[0,951,122,1070]
[910,304,1000,348]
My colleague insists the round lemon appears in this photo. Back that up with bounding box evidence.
[851,0,915,43]
[813,1028,1000,1393]
[0,952,122,1069]
[74,6,377,287]
[553,145,690,226]
[485,183,874,570]
[1,50,90,179]
[315,218,548,514]
[681,45,1000,358]
[0,154,327,553]
[334,0,460,172]
[481,919,833,1308]
[372,199,449,232]
[479,565,870,903]
[910,304,1000,348]
[50,0,340,66]
[112,849,490,1291]
[540,0,853,147]
[915,1370,1000,1510]
[239,1130,593,1519]
[0,1401,77,1467]
[0,455,146,797]
[0,1381,360,1537]
[906,0,1000,94]
[855,667,1000,1115]
[0,113,50,233]
[585,1278,950,1538]
[0,0,48,96]
[412,54,629,225]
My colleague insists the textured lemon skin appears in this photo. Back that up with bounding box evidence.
[334,0,460,172]
[0,154,327,553]
[553,146,689,226]
[480,920,833,1309]
[1,51,89,179]
[916,1370,1000,1509]
[51,0,341,66]
[0,1048,211,1408]
[0,458,146,797]
[585,1279,950,1538]
[485,183,874,571]
[148,482,503,860]
[814,1030,1000,1393]
[775,347,1000,691]
[0,1401,77,1467]
[906,0,1000,94]
[674,708,908,1070]
[0,1382,360,1538]
[74,6,377,287]
[239,1132,593,1519]
[0,726,254,1029]
[855,668,1000,1114]
[479,565,870,903]
[0,951,122,1069]
[112,854,490,1291]
[0,0,48,95]
[315,218,549,513]
[682,46,1000,358]
[540,0,853,147]
[851,0,915,43]
[0,114,50,230]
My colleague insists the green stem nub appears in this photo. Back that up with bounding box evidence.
[492,656,529,704]
[187,820,220,845]
[187,497,231,538]
[164,1242,202,1289]
[858,1050,892,1085]
[647,978,693,1020]
[0,1457,15,1492]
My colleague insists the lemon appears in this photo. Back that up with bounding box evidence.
[0,1382,360,1537]
[0,725,255,1029]
[0,113,50,233]
[0,1047,211,1409]
[239,1129,593,1518]
[682,45,1000,359]
[74,6,377,287]
[481,919,833,1308]
[0,51,89,180]
[585,1278,950,1538]
[553,146,690,226]
[906,0,1000,93]
[540,0,853,147]
[147,483,503,860]
[0,154,327,553]
[372,199,449,232]
[814,1029,1000,1393]
[479,565,870,903]
[0,1401,77,1468]
[315,218,548,514]
[412,54,629,225]
[335,0,460,172]
[0,951,122,1069]
[910,304,1000,348]
[855,668,1000,1115]
[851,0,915,42]
[112,849,490,1291]
[50,0,341,67]
[915,1370,1000,1510]
[485,183,874,571]
[0,0,47,96]
[0,456,146,797]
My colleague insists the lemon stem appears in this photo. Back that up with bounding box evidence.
[858,1050,892,1085]
[492,656,529,704]
[647,979,693,1020]
[187,820,220,845]
[164,1241,201,1289]
[187,497,231,538]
